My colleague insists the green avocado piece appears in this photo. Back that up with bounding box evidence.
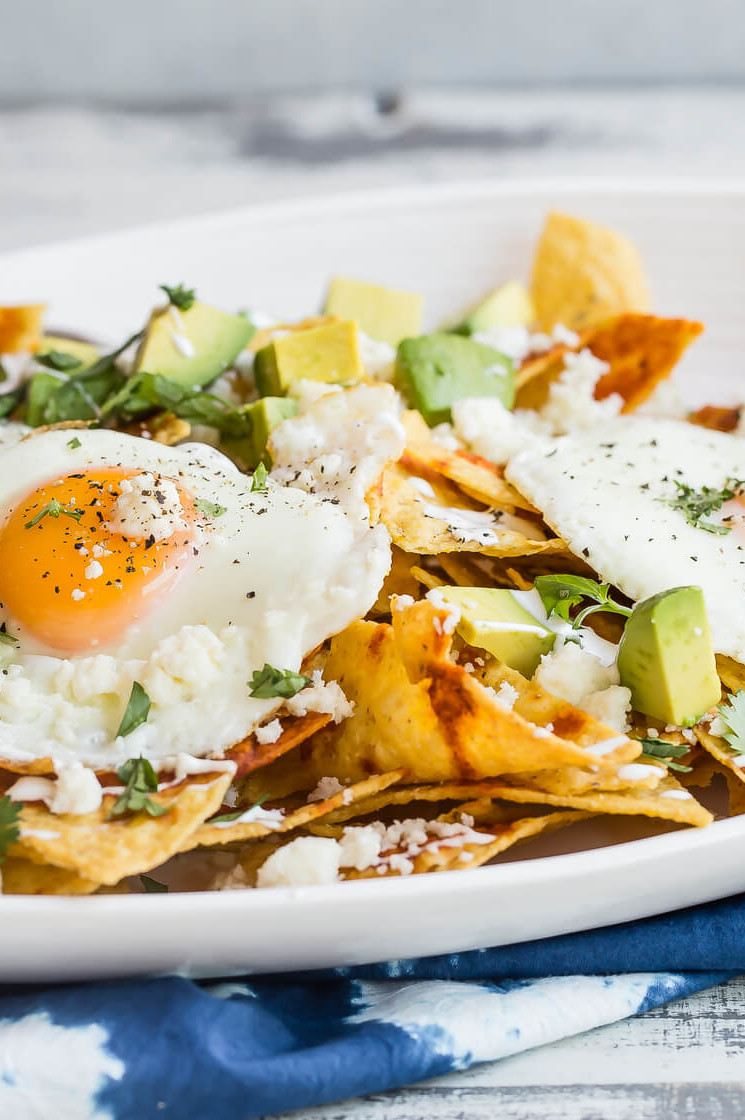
[134,302,254,389]
[439,585,555,677]
[617,586,721,725]
[254,320,363,397]
[451,281,536,336]
[222,396,298,470]
[324,276,423,346]
[395,333,514,426]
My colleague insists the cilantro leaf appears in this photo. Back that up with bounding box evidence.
[107,756,167,820]
[715,691,745,755]
[636,737,693,773]
[251,462,269,492]
[210,795,268,825]
[116,682,151,738]
[533,574,632,629]
[27,330,144,427]
[194,498,227,518]
[35,350,83,373]
[659,478,745,535]
[159,284,196,312]
[0,795,21,863]
[0,622,18,647]
[249,664,311,700]
[140,874,168,893]
[24,498,84,529]
[67,436,82,450]
[0,386,24,419]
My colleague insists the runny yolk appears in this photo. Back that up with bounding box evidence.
[0,468,198,653]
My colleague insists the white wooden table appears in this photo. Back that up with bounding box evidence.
[3,87,744,1119]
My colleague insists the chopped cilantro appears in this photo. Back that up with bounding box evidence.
[249,663,311,700]
[24,498,84,529]
[714,691,745,755]
[635,737,693,773]
[210,795,268,825]
[116,682,151,738]
[35,350,83,373]
[0,622,18,647]
[159,284,196,312]
[0,795,21,863]
[140,874,169,893]
[67,436,82,450]
[0,386,23,418]
[251,462,269,492]
[194,498,227,518]
[658,478,745,535]
[534,574,632,629]
[107,756,167,820]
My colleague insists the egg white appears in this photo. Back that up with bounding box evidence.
[506,417,745,663]
[0,427,390,769]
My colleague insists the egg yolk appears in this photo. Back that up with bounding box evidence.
[0,468,198,652]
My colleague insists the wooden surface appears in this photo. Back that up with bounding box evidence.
[4,87,744,1119]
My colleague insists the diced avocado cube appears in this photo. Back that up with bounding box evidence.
[395,333,514,426]
[222,396,298,470]
[134,301,254,390]
[38,336,100,371]
[324,276,423,346]
[452,281,536,336]
[439,585,555,677]
[254,320,363,397]
[617,586,721,725]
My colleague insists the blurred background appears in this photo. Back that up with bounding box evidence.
[2,0,744,251]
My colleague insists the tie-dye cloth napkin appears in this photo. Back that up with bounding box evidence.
[1,893,743,1120]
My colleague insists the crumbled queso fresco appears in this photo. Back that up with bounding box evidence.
[106,472,188,542]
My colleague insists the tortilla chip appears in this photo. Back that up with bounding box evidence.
[516,314,703,414]
[530,212,650,331]
[376,460,566,559]
[716,654,745,694]
[401,444,536,513]
[223,712,332,778]
[689,405,740,434]
[245,600,632,801]
[2,858,99,895]
[180,770,406,851]
[370,546,422,617]
[0,304,45,353]
[11,771,231,885]
[695,725,745,787]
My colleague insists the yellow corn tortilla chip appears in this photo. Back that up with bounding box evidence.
[11,771,231,885]
[223,711,333,777]
[180,770,407,851]
[245,599,632,801]
[716,654,745,694]
[375,460,566,560]
[370,546,422,617]
[2,858,100,895]
[516,313,702,414]
[401,445,536,513]
[0,304,45,353]
[530,211,650,331]
[689,405,740,434]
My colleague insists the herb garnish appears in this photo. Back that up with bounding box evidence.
[35,350,83,373]
[140,874,169,893]
[251,462,269,492]
[0,622,18,647]
[0,795,21,863]
[67,436,82,450]
[107,756,167,820]
[713,691,745,755]
[210,795,269,825]
[249,664,311,699]
[659,478,745,535]
[159,284,196,312]
[636,737,693,773]
[116,682,151,738]
[24,499,84,530]
[194,498,227,518]
[534,574,632,629]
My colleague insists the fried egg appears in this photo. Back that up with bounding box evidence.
[0,426,391,769]
[506,417,745,662]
